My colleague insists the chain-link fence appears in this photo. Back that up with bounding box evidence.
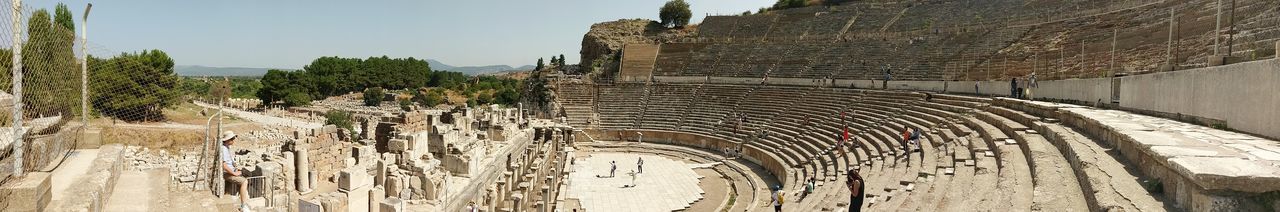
[1,1,186,183]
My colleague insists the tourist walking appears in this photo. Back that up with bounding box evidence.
[610,161,617,177]
[637,157,644,174]
[1010,77,1019,99]
[847,169,866,212]
[219,131,251,212]
[772,185,786,212]
[1027,73,1038,100]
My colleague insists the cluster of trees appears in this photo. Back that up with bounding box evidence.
[257,56,440,107]
[462,76,521,106]
[536,55,569,72]
[659,0,692,28]
[258,55,529,109]
[0,4,179,122]
[88,50,181,121]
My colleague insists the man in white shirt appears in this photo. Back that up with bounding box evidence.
[220,131,250,212]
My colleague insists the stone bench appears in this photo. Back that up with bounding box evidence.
[1059,107,1280,210]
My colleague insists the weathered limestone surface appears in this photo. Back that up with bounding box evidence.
[380,197,404,212]
[339,167,370,191]
[1062,108,1280,191]
[369,186,385,212]
[344,186,370,212]
[1057,106,1280,210]
[0,172,51,212]
[299,198,322,212]
[55,144,124,211]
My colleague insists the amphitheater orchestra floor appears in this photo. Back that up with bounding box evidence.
[566,153,708,212]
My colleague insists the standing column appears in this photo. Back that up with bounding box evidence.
[496,181,508,210]
[296,145,311,192]
[510,193,524,212]
[370,186,385,212]
[541,185,552,212]
[487,186,497,212]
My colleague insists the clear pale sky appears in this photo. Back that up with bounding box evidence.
[25,0,773,69]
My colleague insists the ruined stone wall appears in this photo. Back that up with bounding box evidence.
[298,125,351,181]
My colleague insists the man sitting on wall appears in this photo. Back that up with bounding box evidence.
[220,131,251,212]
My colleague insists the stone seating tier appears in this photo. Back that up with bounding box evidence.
[573,83,1280,210]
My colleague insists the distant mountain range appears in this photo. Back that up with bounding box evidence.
[175,65,283,77]
[426,59,535,76]
[176,59,532,77]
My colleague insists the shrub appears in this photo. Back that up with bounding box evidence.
[324,110,354,137]
[363,87,384,106]
[399,99,413,111]
[283,92,312,107]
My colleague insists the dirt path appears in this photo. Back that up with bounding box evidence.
[110,122,251,130]
[194,102,321,129]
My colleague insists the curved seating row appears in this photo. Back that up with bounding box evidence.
[583,83,1173,211]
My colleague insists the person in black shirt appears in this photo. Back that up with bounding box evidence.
[847,169,866,212]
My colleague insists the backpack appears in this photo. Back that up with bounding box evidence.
[777,192,785,204]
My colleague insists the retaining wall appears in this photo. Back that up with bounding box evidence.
[1118,59,1280,140]
[641,58,1280,140]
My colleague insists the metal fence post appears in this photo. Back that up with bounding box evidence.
[10,0,24,177]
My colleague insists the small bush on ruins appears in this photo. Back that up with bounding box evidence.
[324,110,354,134]
[399,99,413,111]
[659,0,691,28]
[412,88,446,107]
[364,87,385,106]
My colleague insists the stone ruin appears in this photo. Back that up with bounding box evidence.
[209,105,530,211]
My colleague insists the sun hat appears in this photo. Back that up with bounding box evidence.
[219,131,237,142]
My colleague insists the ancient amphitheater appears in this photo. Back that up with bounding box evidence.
[553,0,1280,211]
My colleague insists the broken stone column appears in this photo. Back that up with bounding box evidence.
[375,160,388,187]
[256,162,281,204]
[495,181,508,210]
[283,152,296,190]
[296,147,312,192]
[540,186,551,212]
[380,197,404,212]
[510,193,524,212]
[369,186,385,212]
[487,186,498,212]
